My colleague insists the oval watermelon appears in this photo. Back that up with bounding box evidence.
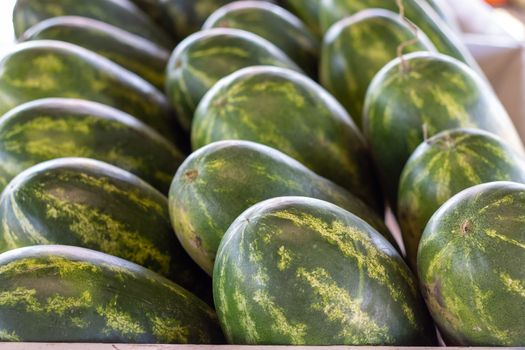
[320,9,435,128]
[398,128,525,270]
[318,0,479,72]
[21,16,170,90]
[363,52,524,206]
[192,65,382,213]
[170,140,394,275]
[0,40,178,141]
[165,28,301,131]
[418,181,525,345]
[0,157,210,300]
[0,245,223,343]
[214,196,437,345]
[12,0,173,48]
[203,1,319,77]
[0,98,184,194]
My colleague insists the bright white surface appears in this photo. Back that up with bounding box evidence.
[0,0,16,53]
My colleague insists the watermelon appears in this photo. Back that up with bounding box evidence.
[214,196,437,345]
[0,98,183,194]
[170,140,394,275]
[320,9,435,128]
[203,1,319,77]
[21,16,170,90]
[0,245,223,343]
[318,0,480,72]
[159,0,233,41]
[279,0,322,37]
[363,52,524,206]
[398,128,525,270]
[0,40,178,141]
[192,65,382,213]
[12,0,173,48]
[418,181,525,346]
[165,28,301,131]
[0,157,211,300]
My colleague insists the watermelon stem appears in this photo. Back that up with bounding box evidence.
[422,123,429,141]
[396,0,420,74]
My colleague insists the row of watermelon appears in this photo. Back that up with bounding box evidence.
[0,0,523,346]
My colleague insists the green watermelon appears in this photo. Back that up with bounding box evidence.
[0,40,178,141]
[363,52,524,206]
[279,0,322,37]
[418,181,525,346]
[203,1,319,77]
[21,16,170,90]
[159,0,233,41]
[318,0,480,72]
[398,128,525,270]
[0,97,183,194]
[170,140,394,275]
[165,28,301,131]
[12,0,173,48]
[0,245,223,343]
[0,157,211,300]
[192,65,382,213]
[320,9,435,128]
[214,196,437,345]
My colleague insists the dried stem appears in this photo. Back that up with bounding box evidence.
[396,0,419,74]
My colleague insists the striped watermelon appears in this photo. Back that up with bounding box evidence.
[12,0,173,48]
[192,65,382,212]
[320,9,435,128]
[0,157,210,300]
[363,52,524,206]
[21,16,170,90]
[214,196,437,345]
[203,1,319,77]
[0,245,223,343]
[170,140,394,275]
[318,0,480,72]
[165,28,301,131]
[0,98,184,194]
[398,128,525,269]
[418,181,525,345]
[0,40,178,141]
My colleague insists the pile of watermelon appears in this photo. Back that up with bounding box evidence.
[0,0,523,346]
